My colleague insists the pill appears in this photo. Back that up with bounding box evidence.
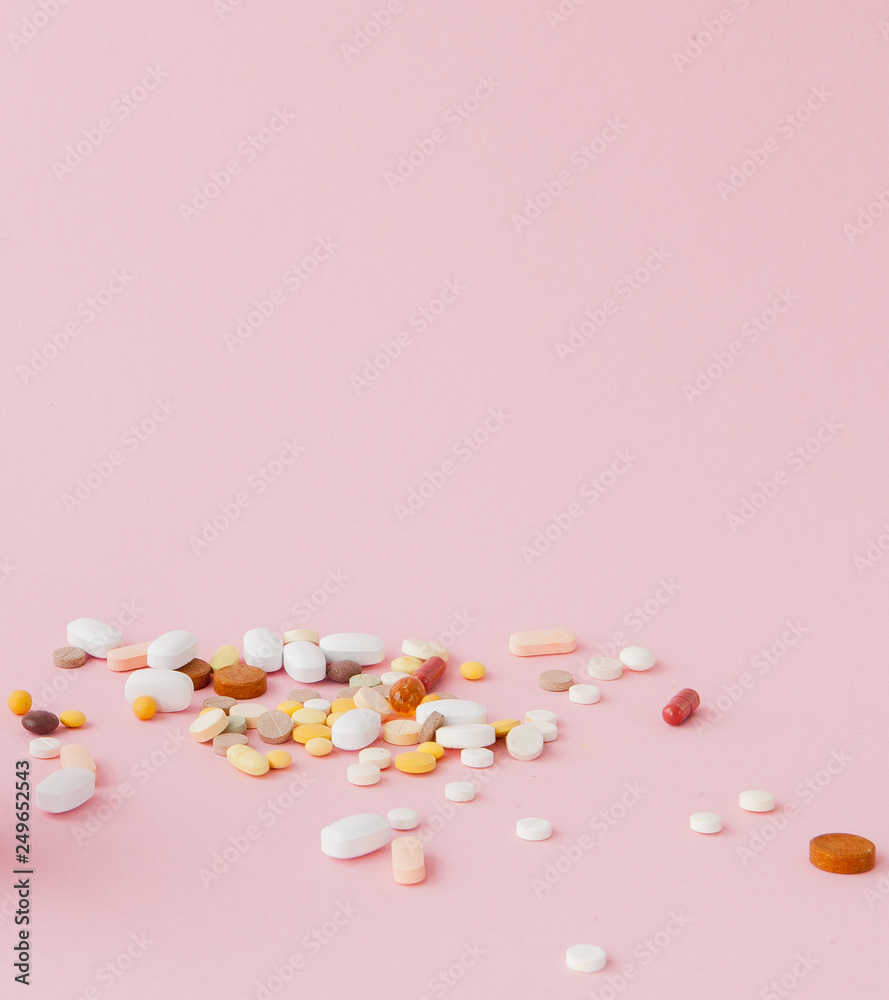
[147,630,199,670]
[277,700,303,716]
[389,656,446,715]
[223,714,248,734]
[331,698,356,714]
[394,751,436,774]
[539,669,573,692]
[35,766,95,813]
[209,645,239,671]
[60,743,96,773]
[305,737,333,756]
[436,692,459,700]
[569,684,600,705]
[436,724,496,749]
[530,720,558,742]
[198,707,215,716]
[257,710,295,744]
[30,736,62,758]
[662,688,700,726]
[588,656,622,681]
[381,671,409,684]
[66,618,123,658]
[809,833,875,873]
[690,812,722,834]
[388,807,419,830]
[212,664,267,700]
[203,695,236,714]
[53,646,86,669]
[320,633,385,666]
[293,724,332,744]
[22,710,59,735]
[265,750,292,769]
[516,817,552,841]
[420,693,441,704]
[283,640,326,683]
[106,642,151,672]
[525,709,556,726]
[334,687,356,700]
[189,708,228,742]
[349,673,382,689]
[391,835,425,884]
[288,688,321,703]
[176,658,211,690]
[739,790,776,813]
[459,660,486,680]
[566,944,606,973]
[327,659,362,683]
[59,709,85,729]
[243,628,284,672]
[8,690,32,715]
[354,687,391,716]
[304,698,332,713]
[347,762,381,786]
[461,747,494,768]
[213,733,249,755]
[492,719,521,737]
[228,703,269,729]
[292,708,328,726]
[326,712,348,727]
[401,639,449,662]
[417,741,444,759]
[445,781,475,802]
[226,743,270,776]
[508,629,576,656]
[417,711,445,744]
[320,813,390,858]
[382,719,420,745]
[506,724,544,761]
[283,629,319,645]
[619,645,656,671]
[359,747,391,769]
[416,700,486,726]
[132,696,156,720]
[330,709,381,751]
[391,656,423,674]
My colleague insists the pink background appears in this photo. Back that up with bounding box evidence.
[2,1,889,997]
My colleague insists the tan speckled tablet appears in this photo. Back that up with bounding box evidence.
[509,629,577,656]
[257,710,295,745]
[53,646,86,669]
[213,733,249,755]
[203,696,236,714]
[382,719,420,746]
[417,711,445,744]
[213,664,267,699]
[353,686,391,716]
[326,659,362,683]
[539,669,573,692]
[334,687,356,700]
[288,688,321,703]
[177,658,211,690]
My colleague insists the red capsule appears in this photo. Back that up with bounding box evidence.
[662,688,700,726]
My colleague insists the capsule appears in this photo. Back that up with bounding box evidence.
[388,656,446,716]
[662,688,700,726]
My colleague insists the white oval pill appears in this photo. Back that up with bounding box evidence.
[506,724,544,761]
[619,645,656,671]
[147,630,199,670]
[243,628,283,672]
[690,811,722,834]
[530,720,558,742]
[124,668,193,712]
[461,747,494,768]
[525,709,556,726]
[739,789,775,813]
[320,813,390,858]
[283,640,328,683]
[34,767,95,813]
[387,807,419,831]
[319,633,385,666]
[359,747,391,769]
[569,684,600,705]
[331,709,382,751]
[445,782,475,802]
[66,618,123,658]
[566,944,606,973]
[516,817,552,841]
[30,737,61,759]
[435,724,496,749]
[401,638,449,662]
[415,699,487,726]
[587,656,622,680]
[347,763,381,786]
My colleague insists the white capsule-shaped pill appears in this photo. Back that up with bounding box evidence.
[124,668,193,712]
[516,817,552,841]
[435,724,496,749]
[147,630,199,670]
[319,633,385,666]
[330,709,382,751]
[525,709,556,726]
[739,789,775,813]
[587,656,622,680]
[283,640,328,683]
[387,807,419,831]
[461,747,494,768]
[320,813,390,859]
[30,737,61,759]
[243,628,283,672]
[445,781,475,802]
[35,766,95,813]
[690,811,722,834]
[569,684,600,705]
[415,699,487,726]
[566,944,606,973]
[401,638,449,662]
[66,618,123,659]
[619,645,656,671]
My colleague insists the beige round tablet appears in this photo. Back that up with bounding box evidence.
[506,724,544,761]
[305,737,333,757]
[189,708,228,742]
[256,710,295,745]
[213,733,249,756]
[283,629,319,645]
[359,747,392,769]
[353,686,391,716]
[347,763,381,786]
[292,707,328,726]
[228,703,269,728]
[382,719,420,746]
[203,696,236,714]
[287,689,320,703]
[539,669,573,692]
[349,673,382,689]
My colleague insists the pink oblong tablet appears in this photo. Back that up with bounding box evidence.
[391,836,425,884]
[509,630,576,656]
[107,642,151,672]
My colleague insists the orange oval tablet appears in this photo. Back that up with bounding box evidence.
[809,833,875,874]
[292,724,332,744]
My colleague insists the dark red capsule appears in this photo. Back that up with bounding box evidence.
[662,688,700,726]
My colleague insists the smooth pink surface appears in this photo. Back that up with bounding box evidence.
[2,2,889,997]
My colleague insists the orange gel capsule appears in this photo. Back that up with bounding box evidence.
[388,656,446,716]
[662,688,700,726]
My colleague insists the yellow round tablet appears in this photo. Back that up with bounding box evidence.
[330,698,356,714]
[417,741,444,759]
[292,708,327,726]
[132,696,157,720]
[265,750,292,769]
[7,690,32,715]
[391,656,423,674]
[420,693,441,704]
[277,700,303,716]
[394,751,436,774]
[305,737,333,757]
[326,711,348,728]
[60,710,86,728]
[292,724,332,744]
[460,661,486,680]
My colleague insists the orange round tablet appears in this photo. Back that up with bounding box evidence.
[809,833,875,874]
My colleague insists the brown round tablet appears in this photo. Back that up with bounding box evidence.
[22,710,60,735]
[53,646,86,669]
[203,695,236,714]
[539,669,573,692]
[327,659,362,683]
[809,833,875,874]
[417,711,445,745]
[177,658,211,690]
[288,688,321,704]
[256,710,294,745]
[213,733,249,756]
[213,664,267,699]
[334,687,355,700]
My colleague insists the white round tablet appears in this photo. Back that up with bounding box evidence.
[445,782,475,802]
[588,656,622,680]
[529,720,558,742]
[525,709,556,726]
[566,944,606,973]
[358,747,391,769]
[738,789,775,813]
[516,817,552,842]
[30,737,61,759]
[506,724,544,761]
[380,671,409,685]
[619,645,656,671]
[387,807,419,830]
[347,763,381,786]
[303,698,331,713]
[461,747,494,768]
[568,684,600,704]
[690,811,722,834]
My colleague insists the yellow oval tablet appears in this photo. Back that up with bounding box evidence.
[198,706,216,716]
[460,661,486,680]
[293,724,332,744]
[132,696,156,720]
[60,710,86,728]
[227,744,270,775]
[330,698,356,714]
[292,708,327,726]
[420,693,441,704]
[391,656,423,674]
[305,737,333,757]
[492,718,521,737]
[326,711,348,728]
[265,750,292,769]
[7,690,32,716]
[417,741,444,759]
[394,751,436,774]
[210,645,239,671]
[277,700,303,715]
